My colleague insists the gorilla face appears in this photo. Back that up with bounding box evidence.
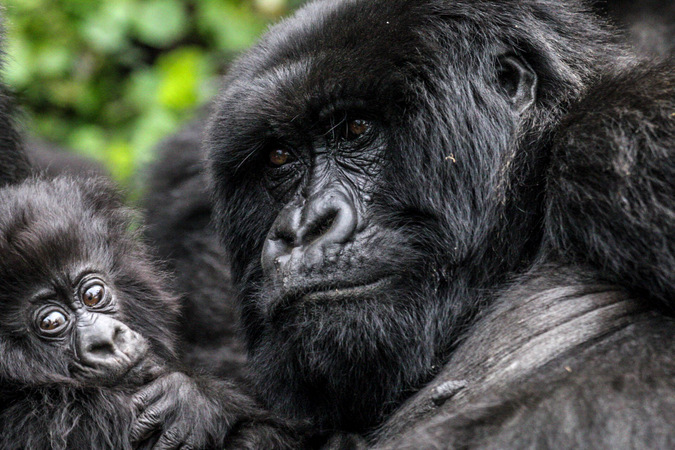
[0,178,178,388]
[12,273,153,386]
[209,0,546,431]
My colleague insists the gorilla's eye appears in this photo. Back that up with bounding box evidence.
[38,310,68,334]
[82,282,106,307]
[346,119,371,140]
[269,149,296,167]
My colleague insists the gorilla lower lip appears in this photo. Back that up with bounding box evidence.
[302,277,393,302]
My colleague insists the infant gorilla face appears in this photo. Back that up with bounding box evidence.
[0,177,177,387]
[0,178,296,449]
[30,273,150,384]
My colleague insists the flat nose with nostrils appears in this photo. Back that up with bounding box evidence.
[262,190,358,274]
[76,314,137,367]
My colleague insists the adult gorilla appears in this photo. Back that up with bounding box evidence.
[144,1,674,382]
[147,0,675,446]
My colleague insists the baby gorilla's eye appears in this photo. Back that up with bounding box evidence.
[39,310,68,334]
[346,119,371,140]
[269,149,296,167]
[82,283,105,307]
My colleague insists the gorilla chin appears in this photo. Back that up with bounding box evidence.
[248,280,440,432]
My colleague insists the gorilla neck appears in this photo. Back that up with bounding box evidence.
[245,279,475,434]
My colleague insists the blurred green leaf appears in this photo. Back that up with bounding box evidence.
[50,79,87,108]
[157,47,210,111]
[254,0,288,17]
[125,68,161,112]
[80,2,133,53]
[4,37,34,87]
[5,0,45,10]
[73,83,102,116]
[131,0,188,48]
[197,0,266,51]
[131,107,180,165]
[4,0,309,189]
[35,45,73,77]
[67,124,107,160]
[107,140,135,181]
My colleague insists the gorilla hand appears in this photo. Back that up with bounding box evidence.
[131,372,296,449]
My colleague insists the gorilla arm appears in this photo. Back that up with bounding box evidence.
[375,266,675,448]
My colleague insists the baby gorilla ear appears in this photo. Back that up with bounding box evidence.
[497,54,538,114]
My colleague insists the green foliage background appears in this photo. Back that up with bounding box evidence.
[3,0,306,183]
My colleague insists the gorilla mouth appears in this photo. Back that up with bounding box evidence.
[299,276,395,303]
[269,276,396,317]
[70,342,151,385]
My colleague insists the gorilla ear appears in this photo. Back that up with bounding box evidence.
[497,55,537,114]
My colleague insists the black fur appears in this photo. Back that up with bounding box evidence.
[0,83,29,185]
[380,20,675,450]
[0,46,29,184]
[377,266,675,448]
[206,0,621,435]
[547,61,675,314]
[0,176,178,449]
[0,15,33,184]
[142,0,673,374]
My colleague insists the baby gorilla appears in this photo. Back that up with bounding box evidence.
[0,177,296,449]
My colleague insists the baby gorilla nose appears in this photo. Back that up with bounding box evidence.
[262,190,358,275]
[76,314,148,380]
[84,323,124,357]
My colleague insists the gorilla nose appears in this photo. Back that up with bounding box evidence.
[77,315,139,366]
[299,191,357,247]
[263,190,358,274]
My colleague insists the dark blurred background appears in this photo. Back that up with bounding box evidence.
[3,0,307,184]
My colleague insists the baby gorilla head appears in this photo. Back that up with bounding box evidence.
[0,177,295,450]
[41,277,150,384]
[0,177,178,388]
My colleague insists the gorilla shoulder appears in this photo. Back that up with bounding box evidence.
[377,266,675,448]
[547,61,675,313]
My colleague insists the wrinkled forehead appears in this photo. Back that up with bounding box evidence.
[221,0,438,122]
